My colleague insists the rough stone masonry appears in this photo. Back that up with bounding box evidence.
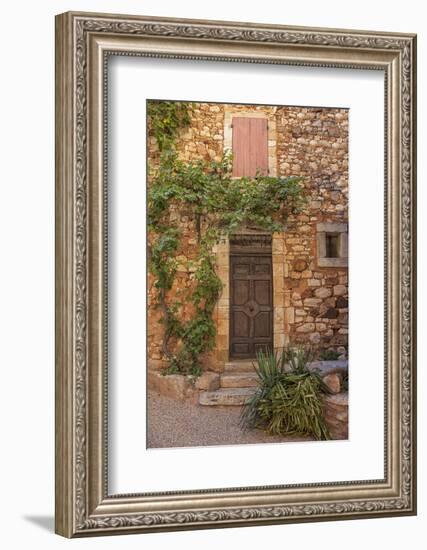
[147,102,349,373]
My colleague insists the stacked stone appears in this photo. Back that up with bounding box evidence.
[324,393,349,440]
[147,102,349,368]
[147,103,225,367]
[178,103,224,163]
[277,107,349,355]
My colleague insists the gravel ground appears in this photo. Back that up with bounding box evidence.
[147,390,310,448]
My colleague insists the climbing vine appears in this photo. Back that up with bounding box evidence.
[147,101,306,375]
[147,100,192,152]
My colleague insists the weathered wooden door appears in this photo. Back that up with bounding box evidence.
[230,255,273,359]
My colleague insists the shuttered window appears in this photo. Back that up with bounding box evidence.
[232,117,268,177]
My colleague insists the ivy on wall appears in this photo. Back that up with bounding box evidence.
[147,101,306,375]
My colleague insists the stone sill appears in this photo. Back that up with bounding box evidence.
[317,257,348,268]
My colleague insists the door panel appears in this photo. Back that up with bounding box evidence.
[254,280,270,305]
[254,311,271,338]
[233,279,250,305]
[230,254,273,359]
[233,311,250,338]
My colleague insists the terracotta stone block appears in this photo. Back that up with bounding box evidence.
[215,349,229,365]
[147,371,198,402]
[195,371,221,391]
[310,332,321,344]
[217,266,229,280]
[323,373,341,393]
[272,239,284,254]
[217,306,229,320]
[272,254,285,264]
[293,258,308,272]
[217,318,228,336]
[333,284,347,296]
[216,335,229,350]
[314,287,332,299]
[296,322,315,333]
[273,263,284,277]
[336,296,348,308]
[274,277,285,293]
[274,332,286,348]
[304,297,322,307]
[285,307,295,324]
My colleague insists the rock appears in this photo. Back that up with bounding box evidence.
[195,371,220,391]
[220,372,258,388]
[309,360,348,377]
[147,359,167,371]
[224,360,256,372]
[338,311,348,323]
[296,323,316,333]
[199,387,255,406]
[323,392,349,440]
[148,371,197,401]
[285,307,295,324]
[322,373,341,394]
[336,296,348,308]
[324,308,338,319]
[333,285,347,296]
[304,298,321,307]
[301,288,313,299]
[314,287,332,299]
[310,332,321,344]
[293,259,308,272]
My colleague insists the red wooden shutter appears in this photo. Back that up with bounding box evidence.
[232,117,268,177]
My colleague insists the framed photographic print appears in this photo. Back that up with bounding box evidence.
[55,11,417,537]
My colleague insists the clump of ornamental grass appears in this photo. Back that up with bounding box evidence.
[240,347,330,441]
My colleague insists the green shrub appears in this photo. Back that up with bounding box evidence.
[240,347,330,441]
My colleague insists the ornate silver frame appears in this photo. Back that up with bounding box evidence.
[55,11,417,537]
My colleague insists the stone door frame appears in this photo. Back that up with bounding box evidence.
[213,233,287,366]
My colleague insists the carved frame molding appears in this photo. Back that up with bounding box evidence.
[55,11,416,537]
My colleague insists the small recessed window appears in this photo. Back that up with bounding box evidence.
[325,233,339,258]
[317,222,348,267]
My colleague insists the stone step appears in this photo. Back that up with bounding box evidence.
[199,387,256,406]
[224,360,257,372]
[220,372,259,388]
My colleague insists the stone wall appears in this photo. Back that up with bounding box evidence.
[147,102,349,370]
[277,107,349,351]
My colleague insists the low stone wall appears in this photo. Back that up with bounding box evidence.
[148,371,198,403]
[148,370,221,402]
[324,393,349,440]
